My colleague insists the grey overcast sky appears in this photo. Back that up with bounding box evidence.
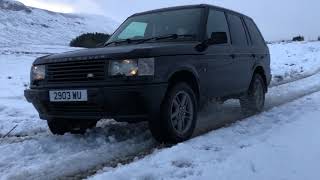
[17,0,319,41]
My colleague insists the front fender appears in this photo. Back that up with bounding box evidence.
[166,65,200,82]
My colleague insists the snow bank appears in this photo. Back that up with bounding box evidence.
[270,41,320,85]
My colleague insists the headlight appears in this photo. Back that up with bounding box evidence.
[109,58,154,76]
[31,65,46,81]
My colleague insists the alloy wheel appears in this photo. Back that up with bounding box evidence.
[170,91,194,134]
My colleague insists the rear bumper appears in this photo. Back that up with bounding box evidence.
[24,83,168,122]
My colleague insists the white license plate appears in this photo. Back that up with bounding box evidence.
[49,90,88,102]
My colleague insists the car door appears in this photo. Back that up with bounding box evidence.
[226,13,253,94]
[202,8,236,98]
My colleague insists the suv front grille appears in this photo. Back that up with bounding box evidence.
[47,60,106,83]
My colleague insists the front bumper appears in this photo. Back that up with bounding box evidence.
[24,83,168,122]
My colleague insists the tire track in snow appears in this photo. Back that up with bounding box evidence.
[64,143,170,180]
[0,105,47,139]
[270,67,320,87]
[0,121,157,180]
[0,132,48,144]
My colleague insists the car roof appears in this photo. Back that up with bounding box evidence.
[131,4,252,20]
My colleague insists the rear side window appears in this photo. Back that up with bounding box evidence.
[244,18,266,47]
[227,14,248,47]
[206,9,229,43]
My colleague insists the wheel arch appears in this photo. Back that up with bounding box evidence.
[166,68,201,105]
[252,65,268,92]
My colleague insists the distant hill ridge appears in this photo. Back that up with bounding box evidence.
[0,0,31,12]
[0,0,118,46]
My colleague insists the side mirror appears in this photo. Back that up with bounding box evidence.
[208,32,228,45]
[195,32,228,52]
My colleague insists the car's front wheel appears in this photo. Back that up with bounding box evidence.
[149,82,197,143]
[47,119,97,135]
[240,73,266,114]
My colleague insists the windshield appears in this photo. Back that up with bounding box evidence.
[106,8,203,44]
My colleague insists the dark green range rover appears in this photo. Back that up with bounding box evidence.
[25,4,271,143]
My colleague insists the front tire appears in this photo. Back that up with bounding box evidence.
[47,119,97,135]
[240,74,266,114]
[149,82,197,143]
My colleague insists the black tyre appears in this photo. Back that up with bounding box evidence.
[47,119,97,135]
[240,74,266,114]
[149,82,197,143]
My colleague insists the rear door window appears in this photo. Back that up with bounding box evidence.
[244,18,266,47]
[227,14,248,47]
[206,9,229,44]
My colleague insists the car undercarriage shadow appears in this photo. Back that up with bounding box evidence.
[194,100,244,137]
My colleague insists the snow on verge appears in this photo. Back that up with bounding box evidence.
[0,45,80,136]
[89,89,320,180]
[270,41,320,85]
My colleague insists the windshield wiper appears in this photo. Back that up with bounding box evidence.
[104,34,195,46]
[136,34,196,44]
[104,38,136,47]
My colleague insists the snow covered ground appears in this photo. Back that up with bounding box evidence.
[270,41,320,85]
[0,41,320,179]
[90,91,320,180]
[0,45,79,136]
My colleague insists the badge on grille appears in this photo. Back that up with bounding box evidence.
[87,73,95,78]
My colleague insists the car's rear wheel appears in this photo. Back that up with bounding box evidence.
[240,73,266,115]
[47,119,97,135]
[149,82,197,143]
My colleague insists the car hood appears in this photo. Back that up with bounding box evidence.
[34,42,202,65]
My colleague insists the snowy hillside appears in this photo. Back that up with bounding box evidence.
[0,41,320,179]
[0,0,118,46]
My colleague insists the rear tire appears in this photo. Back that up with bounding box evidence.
[47,119,97,135]
[240,74,266,115]
[149,82,197,143]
